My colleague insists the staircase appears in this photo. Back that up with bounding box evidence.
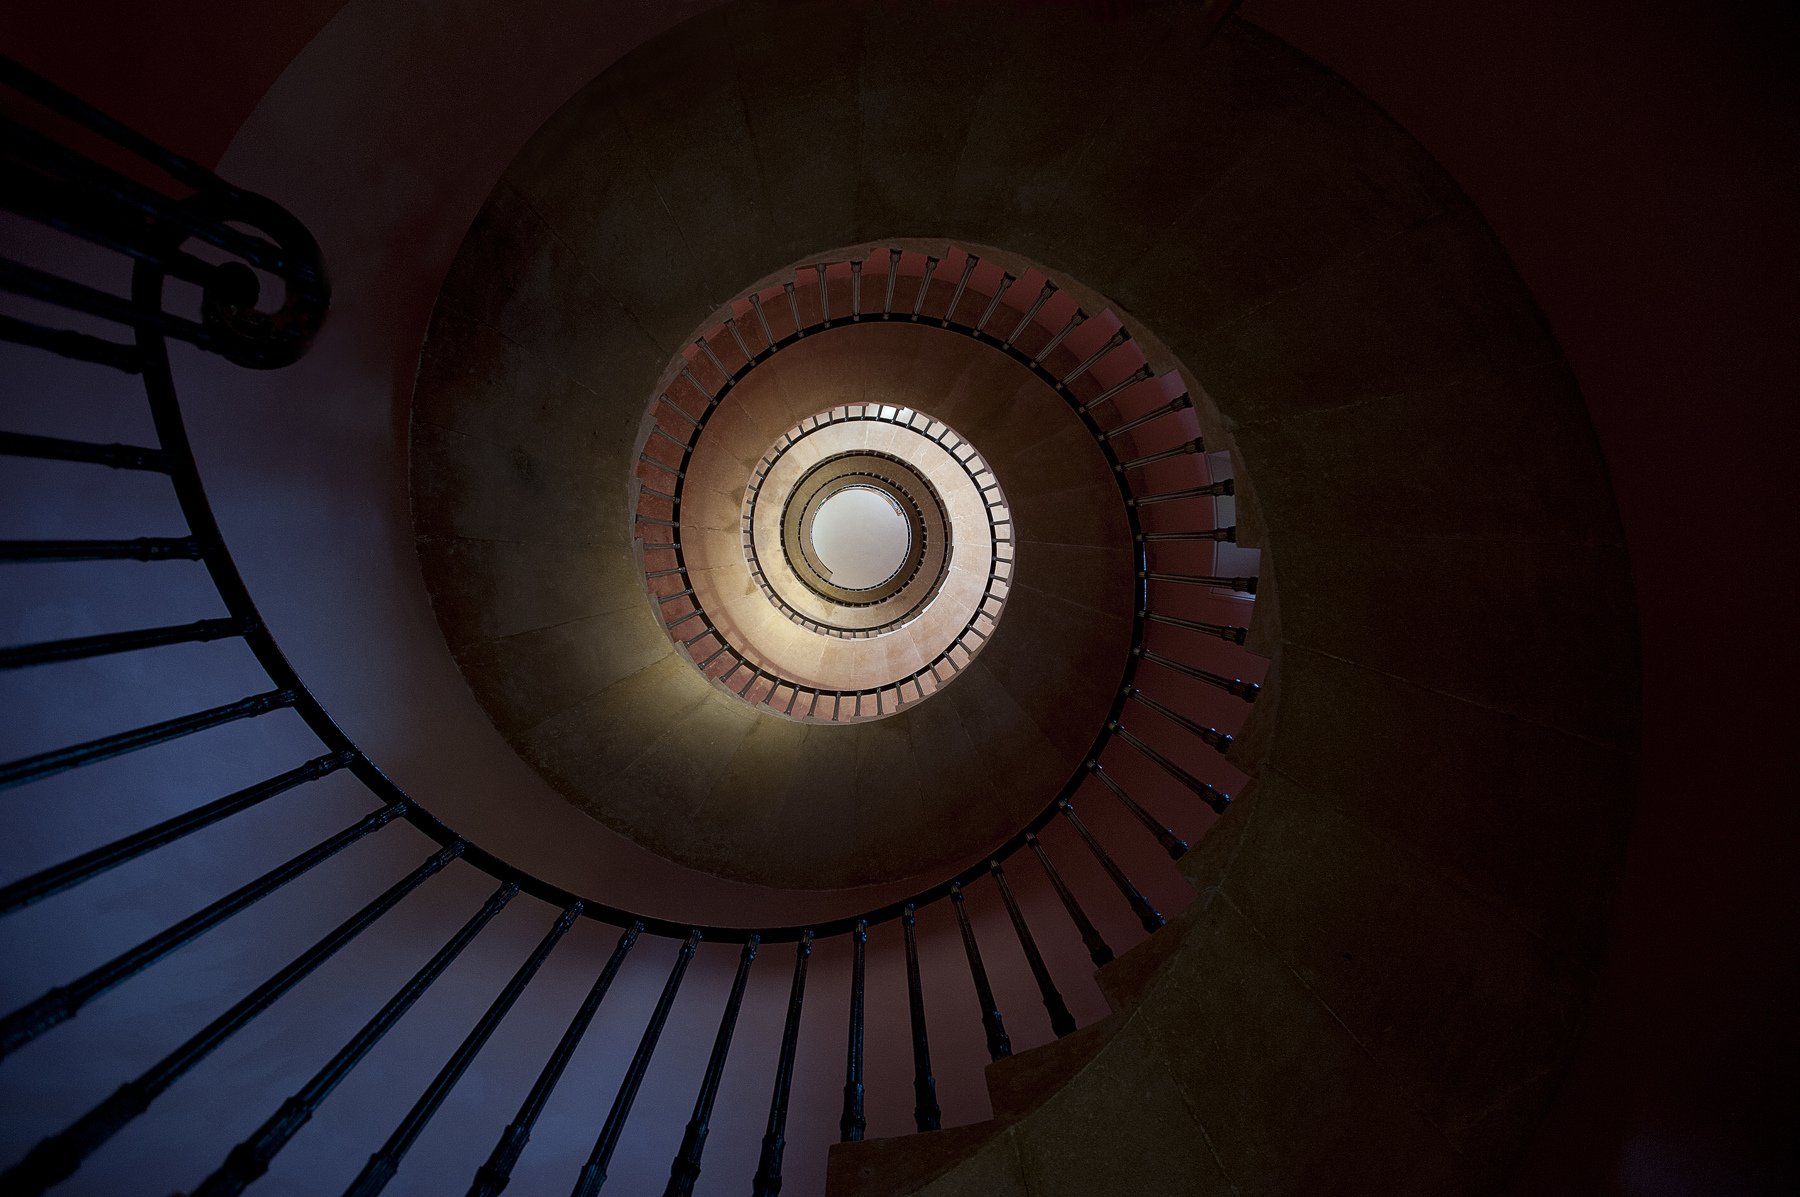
[0,0,1645,1192]
[0,53,1267,1197]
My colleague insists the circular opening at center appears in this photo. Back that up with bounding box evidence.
[810,485,910,589]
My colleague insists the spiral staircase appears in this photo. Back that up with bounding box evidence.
[0,3,1650,1195]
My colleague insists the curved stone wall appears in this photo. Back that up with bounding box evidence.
[408,1,1635,1189]
[414,296,1134,886]
[168,0,1640,1189]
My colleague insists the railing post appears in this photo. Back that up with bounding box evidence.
[0,800,409,1058]
[1112,726,1232,814]
[1027,833,1114,966]
[1124,685,1236,753]
[3,845,463,1197]
[1090,757,1192,858]
[751,931,812,1197]
[1136,648,1261,701]
[901,904,942,1132]
[1060,801,1165,934]
[1140,610,1250,646]
[468,922,642,1197]
[0,687,296,791]
[192,880,520,1197]
[1096,392,1189,440]
[571,930,702,1197]
[663,936,759,1197]
[0,750,353,915]
[949,883,1012,1061]
[839,920,867,1143]
[346,902,584,1197]
[990,861,1077,1037]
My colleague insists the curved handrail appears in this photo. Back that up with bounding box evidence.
[0,59,1264,1196]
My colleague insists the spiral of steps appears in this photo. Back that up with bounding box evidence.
[0,3,1654,1196]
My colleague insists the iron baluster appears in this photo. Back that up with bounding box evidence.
[344,903,585,1197]
[990,862,1076,1038]
[0,429,172,470]
[942,254,977,325]
[570,930,702,1197]
[1137,526,1237,543]
[750,291,777,345]
[949,883,1012,1061]
[1140,568,1258,593]
[1097,392,1191,440]
[0,801,408,1058]
[1136,648,1261,701]
[1112,726,1232,814]
[664,936,760,1196]
[839,919,867,1142]
[0,845,463,1197]
[1131,478,1236,504]
[0,751,353,915]
[0,688,296,791]
[1062,329,1127,386]
[1091,758,1192,858]
[191,880,519,1197]
[1078,363,1153,414]
[1032,311,1085,363]
[1124,685,1235,753]
[1117,437,1205,472]
[0,312,140,369]
[911,255,938,317]
[468,922,643,1197]
[975,272,1014,333]
[0,616,251,670]
[1004,281,1055,346]
[1027,833,1114,966]
[1141,610,1250,645]
[752,932,813,1196]
[902,904,942,1132]
[1060,801,1165,934]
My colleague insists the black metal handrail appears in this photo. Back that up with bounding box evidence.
[1,60,1263,1196]
[0,56,327,370]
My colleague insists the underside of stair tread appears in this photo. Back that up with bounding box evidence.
[826,1120,1014,1197]
[1095,912,1194,1013]
[826,1015,1125,1197]
[982,1013,1124,1120]
[828,855,1230,1192]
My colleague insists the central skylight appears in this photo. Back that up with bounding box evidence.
[809,484,911,589]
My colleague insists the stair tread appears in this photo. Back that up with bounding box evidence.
[983,1011,1122,1120]
[826,1119,1011,1197]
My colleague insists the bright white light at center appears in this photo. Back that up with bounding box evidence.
[811,486,909,589]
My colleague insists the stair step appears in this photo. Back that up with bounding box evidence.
[826,1119,1011,1197]
[1095,913,1191,1012]
[983,1012,1121,1121]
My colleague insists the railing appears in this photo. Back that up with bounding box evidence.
[632,247,1258,728]
[741,405,999,635]
[637,328,1020,723]
[646,401,1016,723]
[0,59,1262,1196]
